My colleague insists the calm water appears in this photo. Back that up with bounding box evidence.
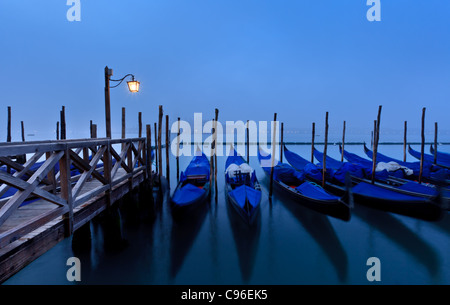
[3,144,450,285]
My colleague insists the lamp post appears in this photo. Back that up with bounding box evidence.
[104,66,140,138]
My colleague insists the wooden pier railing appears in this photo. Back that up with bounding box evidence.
[0,137,147,249]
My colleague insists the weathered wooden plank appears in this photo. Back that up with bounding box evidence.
[71,146,107,199]
[0,151,44,198]
[0,171,66,207]
[0,206,67,248]
[69,150,107,185]
[0,151,64,227]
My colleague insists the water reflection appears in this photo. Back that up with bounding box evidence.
[276,193,349,282]
[354,205,440,277]
[226,197,261,282]
[169,201,210,278]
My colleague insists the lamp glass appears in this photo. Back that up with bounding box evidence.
[127,80,140,93]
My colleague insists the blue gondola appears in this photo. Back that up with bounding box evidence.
[171,150,211,214]
[258,147,351,221]
[225,148,262,224]
[362,144,450,186]
[290,146,445,221]
[409,145,450,169]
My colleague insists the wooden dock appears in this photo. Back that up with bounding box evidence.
[0,137,153,283]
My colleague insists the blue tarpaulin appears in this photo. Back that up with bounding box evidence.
[229,185,261,210]
[172,183,206,206]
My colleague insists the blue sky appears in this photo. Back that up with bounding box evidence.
[1,0,449,142]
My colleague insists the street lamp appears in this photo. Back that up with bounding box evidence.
[104,66,140,138]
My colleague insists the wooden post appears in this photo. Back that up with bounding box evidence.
[246,120,250,164]
[269,113,277,198]
[214,109,219,201]
[154,122,158,174]
[177,117,180,181]
[7,106,11,142]
[138,112,142,138]
[59,149,73,236]
[165,115,170,186]
[311,122,315,164]
[280,122,284,163]
[146,124,153,190]
[371,131,373,149]
[434,122,438,165]
[60,106,66,140]
[419,108,426,183]
[56,122,60,140]
[322,112,329,188]
[91,124,97,138]
[403,121,407,162]
[210,118,214,188]
[21,121,25,142]
[121,107,126,147]
[90,120,93,138]
[158,106,163,177]
[104,66,112,139]
[341,121,346,162]
[372,106,382,184]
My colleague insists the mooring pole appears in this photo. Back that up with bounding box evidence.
[60,106,66,140]
[419,107,426,183]
[322,112,329,188]
[146,124,153,191]
[21,121,25,142]
[371,106,382,184]
[177,117,181,182]
[269,113,277,198]
[403,121,407,163]
[280,122,284,163]
[246,120,250,164]
[165,114,170,186]
[158,106,163,177]
[311,122,315,164]
[56,121,60,140]
[434,122,438,165]
[7,106,11,142]
[341,121,346,162]
[214,109,219,201]
[154,122,158,174]
[138,112,142,138]
[121,107,126,150]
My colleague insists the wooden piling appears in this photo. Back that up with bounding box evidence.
[372,106,382,184]
[214,109,219,201]
[158,106,163,177]
[7,106,11,143]
[371,120,377,184]
[90,120,93,137]
[341,121,346,162]
[56,122,60,140]
[91,124,97,139]
[210,118,214,189]
[419,107,426,183]
[434,122,438,165]
[154,122,158,174]
[311,122,315,164]
[60,106,66,140]
[165,114,170,186]
[177,117,180,181]
[280,122,284,163]
[403,121,407,162]
[146,124,153,191]
[322,112,329,188]
[121,107,126,151]
[269,113,277,198]
[21,121,25,142]
[138,112,142,138]
[246,120,250,164]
